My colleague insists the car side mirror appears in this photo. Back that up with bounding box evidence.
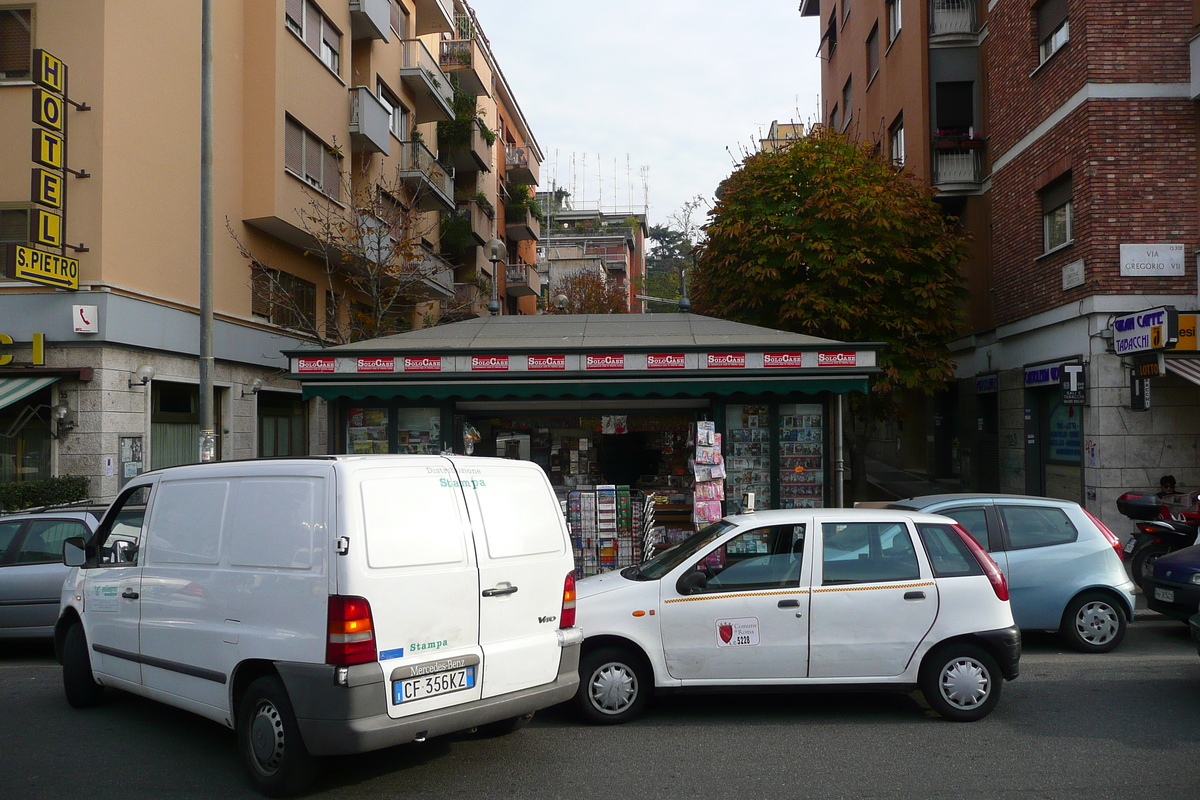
[676,569,707,595]
[63,536,87,568]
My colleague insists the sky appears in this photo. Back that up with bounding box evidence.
[466,0,824,230]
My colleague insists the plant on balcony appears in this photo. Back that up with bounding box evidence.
[438,79,496,151]
[932,128,984,149]
[506,183,546,224]
[440,211,476,253]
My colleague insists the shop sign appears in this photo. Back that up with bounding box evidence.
[356,357,395,373]
[764,352,804,368]
[403,357,442,372]
[1175,314,1196,351]
[1131,352,1164,378]
[527,355,566,371]
[706,353,746,369]
[646,353,685,369]
[975,374,998,394]
[817,351,857,367]
[0,332,46,366]
[471,356,509,371]
[585,354,624,370]
[1130,369,1151,411]
[1060,362,1085,405]
[1119,243,1184,277]
[1024,364,1060,387]
[1111,306,1178,354]
[5,244,78,290]
[297,357,336,373]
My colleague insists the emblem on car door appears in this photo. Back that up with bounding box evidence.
[538,615,557,624]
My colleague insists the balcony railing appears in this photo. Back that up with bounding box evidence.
[349,86,391,155]
[505,263,540,297]
[932,147,984,189]
[456,200,493,245]
[417,247,455,297]
[505,206,541,242]
[930,0,977,38]
[396,141,454,211]
[400,40,453,123]
[443,123,492,173]
[439,37,489,96]
[505,144,539,185]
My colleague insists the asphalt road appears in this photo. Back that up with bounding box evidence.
[2,615,1197,800]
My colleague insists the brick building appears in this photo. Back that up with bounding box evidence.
[803,0,1200,525]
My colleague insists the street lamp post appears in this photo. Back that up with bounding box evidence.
[486,238,506,316]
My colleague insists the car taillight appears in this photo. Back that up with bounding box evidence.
[1084,508,1125,563]
[326,595,376,665]
[950,523,1009,602]
[560,572,576,628]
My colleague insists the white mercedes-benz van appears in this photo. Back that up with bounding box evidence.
[55,455,582,796]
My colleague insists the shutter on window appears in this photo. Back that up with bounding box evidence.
[285,0,303,27]
[284,117,303,174]
[323,148,340,200]
[0,208,28,242]
[867,27,879,76]
[1041,176,1072,212]
[322,19,339,57]
[251,267,272,318]
[1038,0,1068,36]
[304,131,322,183]
[305,2,321,50]
[0,9,32,75]
[390,0,400,33]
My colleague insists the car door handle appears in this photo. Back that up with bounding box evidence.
[904,591,925,600]
[121,589,139,600]
[482,585,519,598]
[777,598,801,608]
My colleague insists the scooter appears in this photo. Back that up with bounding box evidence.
[1117,489,1200,591]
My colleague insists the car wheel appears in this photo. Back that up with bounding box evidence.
[919,644,1002,722]
[236,676,318,797]
[1061,591,1126,653]
[575,646,651,725]
[62,624,104,709]
[477,712,534,737]
[1130,542,1173,592]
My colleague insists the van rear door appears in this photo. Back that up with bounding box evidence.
[345,459,483,719]
[453,458,572,699]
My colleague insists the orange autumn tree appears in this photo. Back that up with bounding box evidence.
[548,269,629,314]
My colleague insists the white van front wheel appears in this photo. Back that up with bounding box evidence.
[237,676,318,797]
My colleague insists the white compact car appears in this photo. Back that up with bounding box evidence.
[572,508,1020,724]
[56,456,582,796]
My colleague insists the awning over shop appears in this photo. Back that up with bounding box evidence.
[0,376,58,411]
[1165,357,1200,387]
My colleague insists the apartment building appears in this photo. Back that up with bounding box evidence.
[803,0,1200,524]
[0,0,541,498]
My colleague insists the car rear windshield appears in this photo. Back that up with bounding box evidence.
[916,523,984,578]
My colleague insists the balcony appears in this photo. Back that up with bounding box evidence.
[451,282,488,318]
[349,0,390,41]
[414,0,455,35]
[505,262,540,297]
[400,40,454,124]
[439,37,489,97]
[457,200,493,245]
[417,246,455,298]
[932,145,984,192]
[396,141,454,212]
[929,0,979,44]
[349,86,391,155]
[505,205,541,242]
[505,145,539,186]
[443,123,492,173]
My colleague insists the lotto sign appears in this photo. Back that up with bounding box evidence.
[715,617,760,647]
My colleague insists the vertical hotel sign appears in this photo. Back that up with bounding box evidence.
[5,50,81,291]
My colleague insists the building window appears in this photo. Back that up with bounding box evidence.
[0,208,29,243]
[887,0,901,43]
[825,10,838,56]
[1041,176,1073,252]
[1037,0,1068,63]
[285,0,340,74]
[842,0,851,24]
[284,115,341,200]
[377,81,406,139]
[829,103,840,132]
[866,24,880,82]
[251,265,317,330]
[390,0,408,36]
[258,392,308,457]
[151,383,222,469]
[0,8,31,81]
[0,384,51,483]
[935,81,974,136]
[889,115,905,167]
[841,76,853,131]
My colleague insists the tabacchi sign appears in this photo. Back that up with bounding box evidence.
[1111,306,1178,355]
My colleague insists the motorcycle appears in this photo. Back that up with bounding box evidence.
[1116,489,1200,591]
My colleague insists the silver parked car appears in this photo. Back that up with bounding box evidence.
[0,507,102,638]
[887,495,1135,653]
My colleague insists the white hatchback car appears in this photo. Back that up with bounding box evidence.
[572,508,1020,724]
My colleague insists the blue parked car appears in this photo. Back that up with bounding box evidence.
[888,495,1136,652]
[1143,544,1200,621]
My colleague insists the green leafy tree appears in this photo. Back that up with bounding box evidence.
[642,197,707,311]
[693,125,969,499]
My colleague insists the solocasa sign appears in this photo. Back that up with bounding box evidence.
[1111,306,1178,355]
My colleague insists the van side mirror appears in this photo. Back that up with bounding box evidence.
[63,537,87,568]
[676,569,707,595]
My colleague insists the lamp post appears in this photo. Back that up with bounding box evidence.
[486,238,507,316]
[198,0,216,462]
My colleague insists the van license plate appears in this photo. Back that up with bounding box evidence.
[1123,537,1137,554]
[1154,587,1175,603]
[394,666,475,704]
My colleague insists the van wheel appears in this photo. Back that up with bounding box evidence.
[477,712,534,737]
[918,644,1002,722]
[62,624,103,708]
[1061,591,1126,653]
[575,646,651,725]
[237,676,318,797]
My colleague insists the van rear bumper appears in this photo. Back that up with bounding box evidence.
[278,639,581,756]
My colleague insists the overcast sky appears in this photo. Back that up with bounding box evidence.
[467,0,823,229]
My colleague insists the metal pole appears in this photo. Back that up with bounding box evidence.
[834,394,845,508]
[198,0,216,462]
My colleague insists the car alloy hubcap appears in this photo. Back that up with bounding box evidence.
[1075,601,1119,644]
[589,662,638,715]
[249,700,286,774]
[940,657,990,710]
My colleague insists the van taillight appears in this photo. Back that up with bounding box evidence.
[326,595,376,665]
[950,523,1009,602]
[1085,508,1125,562]
[560,572,576,628]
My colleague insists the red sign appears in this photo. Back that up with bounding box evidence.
[297,357,335,373]
[471,356,510,371]
[707,353,746,369]
[764,352,804,368]
[646,353,686,369]
[356,357,395,373]
[403,357,442,372]
[817,351,857,367]
[527,355,566,371]
[586,354,624,370]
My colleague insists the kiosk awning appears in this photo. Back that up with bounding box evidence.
[0,376,58,411]
[1165,357,1200,387]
